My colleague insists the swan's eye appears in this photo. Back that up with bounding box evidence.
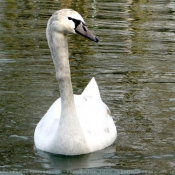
[68,17,71,20]
[68,17,81,28]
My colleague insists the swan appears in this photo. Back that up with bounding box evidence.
[34,9,117,155]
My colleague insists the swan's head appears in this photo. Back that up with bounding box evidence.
[46,9,98,42]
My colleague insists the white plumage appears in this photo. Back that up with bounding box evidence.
[34,9,117,155]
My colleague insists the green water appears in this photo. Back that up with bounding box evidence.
[0,0,175,174]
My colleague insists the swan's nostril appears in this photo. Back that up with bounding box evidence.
[82,25,87,32]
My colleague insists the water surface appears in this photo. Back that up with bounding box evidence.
[0,0,175,174]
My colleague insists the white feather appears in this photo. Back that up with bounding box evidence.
[34,9,117,155]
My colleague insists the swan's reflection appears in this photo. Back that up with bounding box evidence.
[35,143,116,171]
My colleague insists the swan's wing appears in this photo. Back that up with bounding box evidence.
[74,95,117,151]
[34,98,61,149]
[81,77,101,101]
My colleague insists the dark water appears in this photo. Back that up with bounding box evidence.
[0,0,175,174]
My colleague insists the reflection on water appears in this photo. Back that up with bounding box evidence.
[35,143,116,171]
[0,0,175,174]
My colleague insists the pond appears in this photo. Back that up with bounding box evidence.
[0,0,175,174]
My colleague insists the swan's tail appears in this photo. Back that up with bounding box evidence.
[81,77,101,100]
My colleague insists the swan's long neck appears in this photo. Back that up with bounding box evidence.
[48,31,90,154]
[49,32,77,121]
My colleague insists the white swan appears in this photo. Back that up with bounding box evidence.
[34,9,117,155]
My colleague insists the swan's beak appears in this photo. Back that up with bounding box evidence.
[75,23,98,42]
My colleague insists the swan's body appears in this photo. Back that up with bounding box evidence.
[34,9,117,155]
